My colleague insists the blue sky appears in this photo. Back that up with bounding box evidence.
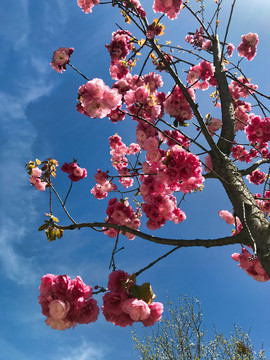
[1,0,270,359]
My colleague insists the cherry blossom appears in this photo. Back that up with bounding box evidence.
[39,274,99,330]
[77,0,100,14]
[231,248,269,282]
[61,162,87,182]
[237,33,258,61]
[50,47,74,73]
[153,0,183,20]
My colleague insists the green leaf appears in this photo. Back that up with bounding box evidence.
[38,223,49,231]
[130,282,155,304]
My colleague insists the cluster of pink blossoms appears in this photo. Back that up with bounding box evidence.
[102,270,163,327]
[185,27,211,50]
[50,47,74,73]
[245,116,270,145]
[237,33,259,61]
[106,30,132,62]
[39,274,99,330]
[122,0,146,18]
[226,43,235,57]
[232,248,269,282]
[153,0,183,20]
[164,85,195,124]
[246,170,266,185]
[228,76,258,132]
[207,118,222,136]
[61,162,87,182]
[186,60,217,91]
[91,136,141,199]
[77,78,122,119]
[231,144,253,163]
[91,169,117,200]
[77,0,99,13]
[29,167,47,191]
[219,210,242,235]
[104,198,141,240]
[255,191,270,214]
[140,141,203,230]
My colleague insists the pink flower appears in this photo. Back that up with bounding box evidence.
[237,33,258,61]
[77,0,100,14]
[34,180,47,191]
[31,167,42,178]
[49,300,70,320]
[50,47,74,73]
[207,118,222,135]
[45,317,75,330]
[246,170,266,185]
[226,43,235,57]
[106,30,132,61]
[39,274,98,330]
[61,162,87,182]
[77,79,122,119]
[142,302,164,326]
[122,298,150,321]
[153,0,183,20]
[219,210,241,226]
[108,270,130,293]
[75,298,99,324]
[39,274,56,297]
[232,247,269,282]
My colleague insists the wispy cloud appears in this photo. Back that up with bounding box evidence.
[60,340,105,360]
[0,75,53,285]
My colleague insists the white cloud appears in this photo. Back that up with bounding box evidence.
[0,74,54,285]
[60,341,105,360]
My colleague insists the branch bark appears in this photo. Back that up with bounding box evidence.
[55,221,250,247]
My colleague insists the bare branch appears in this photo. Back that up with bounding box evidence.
[55,221,250,247]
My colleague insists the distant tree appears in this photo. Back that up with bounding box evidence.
[132,295,265,360]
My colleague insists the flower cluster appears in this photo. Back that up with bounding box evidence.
[77,0,100,14]
[207,118,222,136]
[153,0,183,20]
[237,33,258,61]
[185,27,206,48]
[218,210,241,226]
[219,210,242,235]
[146,19,165,39]
[229,76,258,100]
[39,274,99,330]
[29,166,47,191]
[186,60,216,91]
[140,142,203,230]
[226,43,235,57]
[245,116,270,144]
[246,170,266,185]
[91,169,117,199]
[61,162,87,182]
[106,30,132,62]
[123,0,146,18]
[102,270,163,327]
[164,85,195,124]
[50,47,74,73]
[231,145,252,163]
[231,248,269,282]
[104,198,141,240]
[255,191,270,214]
[77,78,122,119]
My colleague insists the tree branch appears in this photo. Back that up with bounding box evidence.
[55,221,250,247]
[240,159,270,176]
[212,34,235,155]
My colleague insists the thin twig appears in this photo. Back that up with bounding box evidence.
[135,246,181,277]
